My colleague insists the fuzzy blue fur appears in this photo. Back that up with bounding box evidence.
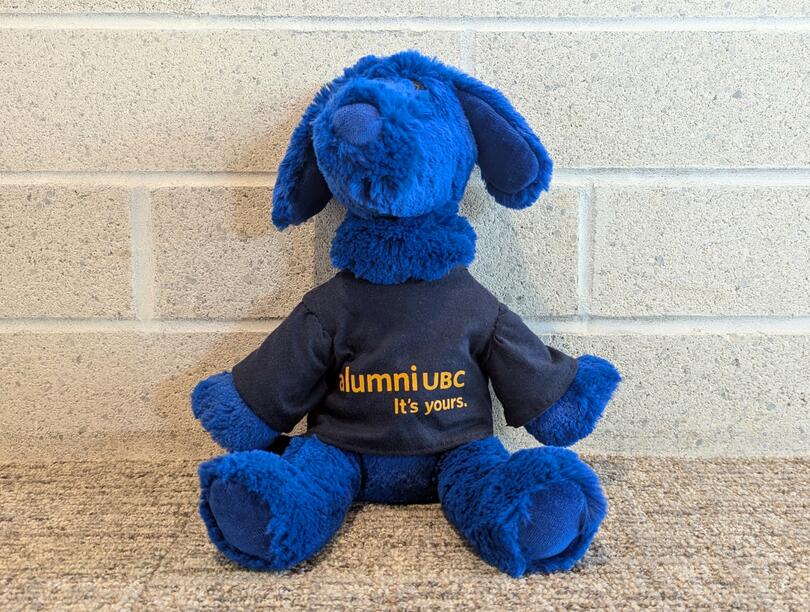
[198,436,361,570]
[272,81,339,229]
[437,437,607,577]
[191,371,279,452]
[194,50,617,576]
[525,355,622,447]
[331,213,476,284]
[357,452,441,504]
[191,370,443,504]
[199,435,606,574]
[272,50,553,283]
[311,63,475,220]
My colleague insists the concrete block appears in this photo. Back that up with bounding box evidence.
[496,333,810,456]
[0,29,459,171]
[3,330,806,460]
[151,186,345,319]
[0,331,265,461]
[2,1,807,17]
[466,179,579,317]
[152,180,578,319]
[591,186,810,316]
[475,31,810,168]
[0,185,133,318]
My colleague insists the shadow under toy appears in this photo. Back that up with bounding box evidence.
[192,51,621,577]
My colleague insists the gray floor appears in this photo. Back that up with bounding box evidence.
[1,457,808,610]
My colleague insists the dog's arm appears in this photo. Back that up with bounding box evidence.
[191,371,279,452]
[482,304,620,447]
[191,302,332,451]
[523,354,621,447]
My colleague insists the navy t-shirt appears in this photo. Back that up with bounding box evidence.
[232,267,578,455]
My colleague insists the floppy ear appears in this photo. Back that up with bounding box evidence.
[454,77,552,209]
[272,90,333,230]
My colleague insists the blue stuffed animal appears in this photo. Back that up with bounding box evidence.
[192,50,621,577]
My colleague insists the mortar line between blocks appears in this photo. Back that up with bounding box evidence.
[576,184,594,318]
[3,14,810,32]
[2,169,810,187]
[528,316,810,336]
[0,171,277,187]
[128,188,156,321]
[2,317,810,336]
[460,29,475,74]
[0,319,284,334]
[552,167,810,186]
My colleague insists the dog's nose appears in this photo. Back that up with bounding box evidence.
[331,103,382,145]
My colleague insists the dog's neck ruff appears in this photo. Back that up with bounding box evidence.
[330,211,477,284]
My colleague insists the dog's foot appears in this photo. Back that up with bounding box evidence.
[207,478,273,559]
[518,481,587,561]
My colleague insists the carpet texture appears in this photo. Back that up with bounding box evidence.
[1,457,807,610]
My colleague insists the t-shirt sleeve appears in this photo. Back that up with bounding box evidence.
[231,301,333,433]
[482,304,579,428]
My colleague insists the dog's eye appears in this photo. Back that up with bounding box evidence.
[409,79,426,91]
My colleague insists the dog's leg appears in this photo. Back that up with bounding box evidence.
[198,436,360,570]
[437,436,606,576]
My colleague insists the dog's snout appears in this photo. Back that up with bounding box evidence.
[331,103,381,146]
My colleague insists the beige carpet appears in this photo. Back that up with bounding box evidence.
[1,457,808,611]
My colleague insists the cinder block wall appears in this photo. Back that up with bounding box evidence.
[1,3,808,461]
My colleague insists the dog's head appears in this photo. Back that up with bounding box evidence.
[272,50,552,229]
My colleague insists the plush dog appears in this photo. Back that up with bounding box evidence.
[192,50,621,577]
